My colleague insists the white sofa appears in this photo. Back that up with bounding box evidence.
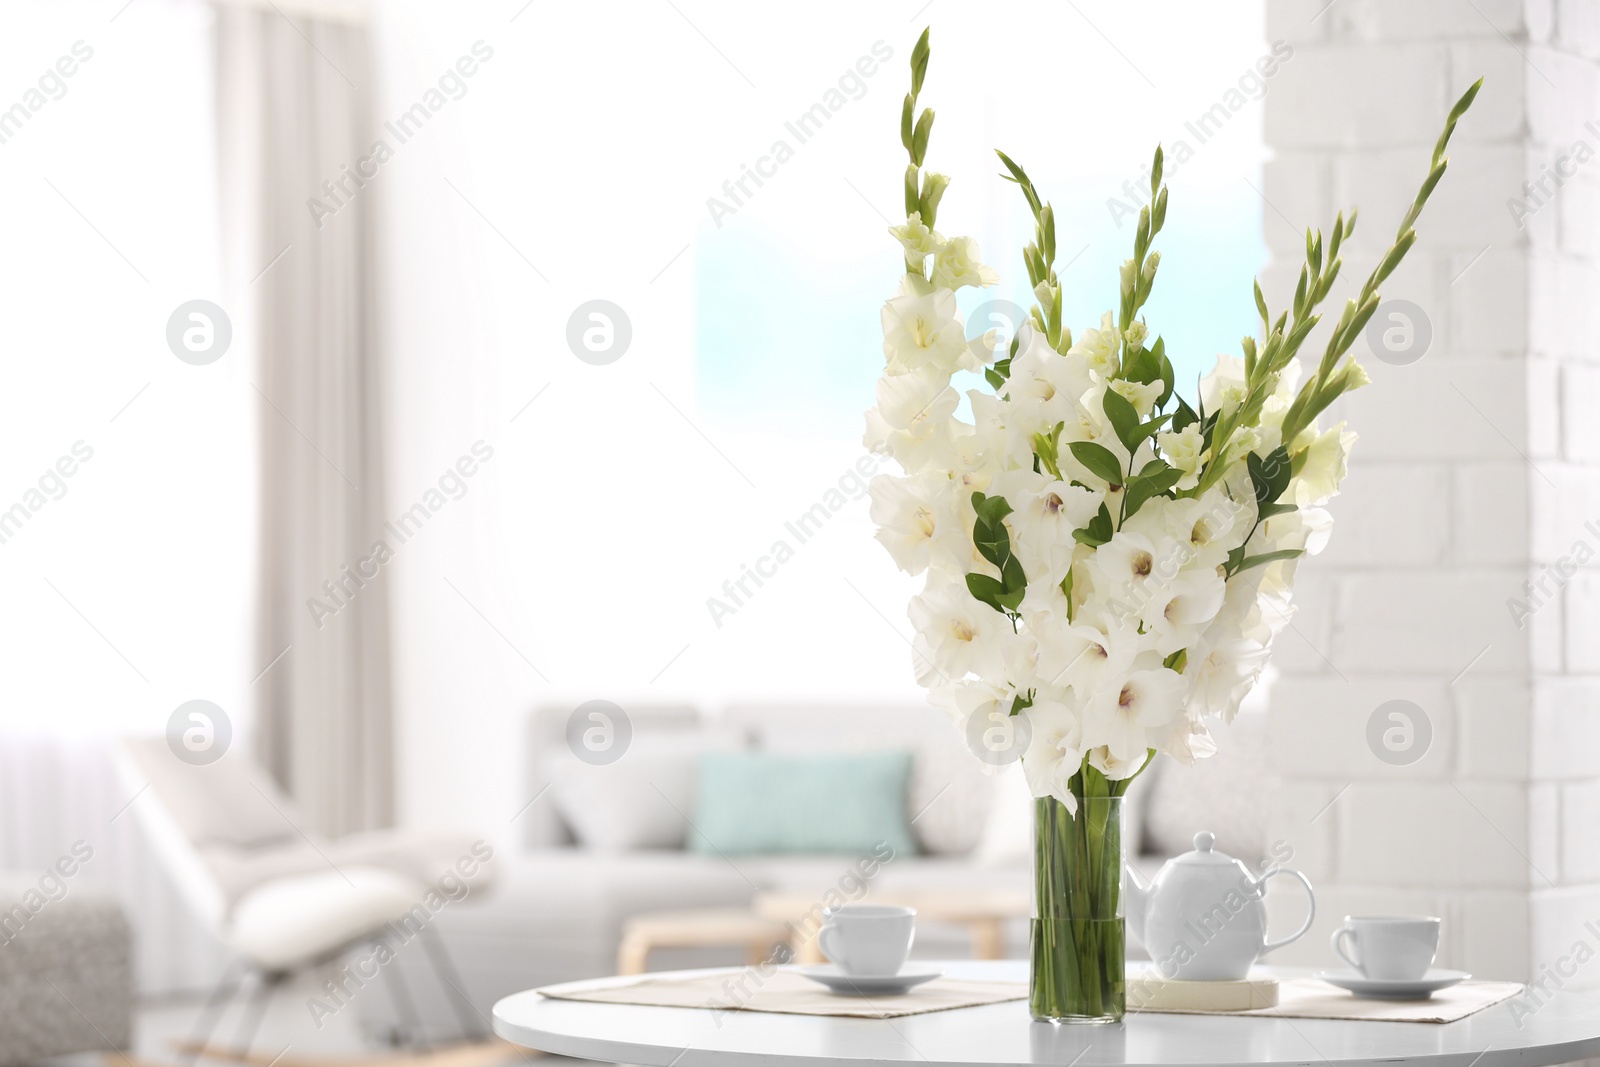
[362,701,1272,1041]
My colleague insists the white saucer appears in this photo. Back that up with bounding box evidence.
[1315,968,1471,999]
[798,964,943,996]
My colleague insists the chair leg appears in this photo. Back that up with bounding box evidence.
[419,922,486,1041]
[229,972,279,1057]
[184,959,247,1066]
[378,936,424,1048]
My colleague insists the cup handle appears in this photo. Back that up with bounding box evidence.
[1330,926,1361,971]
[817,922,845,967]
[1259,867,1317,955]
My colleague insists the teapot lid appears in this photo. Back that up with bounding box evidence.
[1169,831,1237,867]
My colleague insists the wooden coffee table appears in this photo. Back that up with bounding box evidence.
[753,888,1029,963]
[618,908,791,974]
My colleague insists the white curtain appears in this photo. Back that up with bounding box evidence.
[217,3,395,837]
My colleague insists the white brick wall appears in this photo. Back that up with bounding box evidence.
[1264,0,1600,985]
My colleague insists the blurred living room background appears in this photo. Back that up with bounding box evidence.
[1,0,1589,1061]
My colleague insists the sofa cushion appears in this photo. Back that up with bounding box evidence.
[544,733,739,851]
[523,705,706,849]
[692,751,917,856]
[723,703,994,856]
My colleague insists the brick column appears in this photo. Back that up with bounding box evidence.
[1260,0,1599,986]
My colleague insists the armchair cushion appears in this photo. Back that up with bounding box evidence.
[227,866,423,972]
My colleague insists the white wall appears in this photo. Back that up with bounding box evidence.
[1261,0,1600,988]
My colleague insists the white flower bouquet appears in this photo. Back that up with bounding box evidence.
[864,29,1479,1021]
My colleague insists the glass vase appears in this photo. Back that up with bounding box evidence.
[1030,794,1125,1023]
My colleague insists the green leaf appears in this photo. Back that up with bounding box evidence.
[1235,548,1305,571]
[1136,412,1172,446]
[1125,345,1161,385]
[1102,388,1140,453]
[985,355,1014,390]
[969,492,1016,572]
[974,492,1014,527]
[1123,464,1184,519]
[1256,501,1297,520]
[1247,445,1292,506]
[1070,441,1125,486]
[1156,341,1175,409]
[1073,501,1114,547]
[1163,648,1187,672]
[965,572,1006,612]
[1171,394,1198,434]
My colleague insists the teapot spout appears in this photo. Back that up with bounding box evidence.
[1123,862,1152,946]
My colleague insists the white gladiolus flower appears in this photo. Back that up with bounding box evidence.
[1139,567,1227,656]
[1124,320,1148,351]
[1291,422,1356,506]
[1085,667,1186,764]
[1022,697,1087,811]
[1003,323,1096,429]
[1035,618,1136,700]
[1200,353,1248,416]
[1158,714,1219,766]
[889,211,943,266]
[995,469,1101,582]
[908,577,1007,686]
[931,235,1000,290]
[863,369,959,473]
[881,278,974,376]
[1088,744,1151,781]
[1155,424,1207,490]
[1185,633,1271,722]
[868,472,949,575]
[930,677,1015,731]
[1109,377,1163,417]
[1086,530,1165,605]
[1067,312,1121,379]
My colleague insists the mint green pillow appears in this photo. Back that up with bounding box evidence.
[691,751,918,856]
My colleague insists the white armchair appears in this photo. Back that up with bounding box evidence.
[114,738,494,1055]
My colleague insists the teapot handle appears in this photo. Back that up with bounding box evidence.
[1258,867,1317,956]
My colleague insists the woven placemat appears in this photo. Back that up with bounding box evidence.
[1134,975,1523,1024]
[537,969,1027,1019]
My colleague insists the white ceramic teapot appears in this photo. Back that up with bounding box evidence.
[1126,831,1315,980]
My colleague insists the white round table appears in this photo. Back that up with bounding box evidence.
[493,960,1600,1067]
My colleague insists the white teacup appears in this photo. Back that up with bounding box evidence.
[1330,916,1440,980]
[816,904,915,976]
